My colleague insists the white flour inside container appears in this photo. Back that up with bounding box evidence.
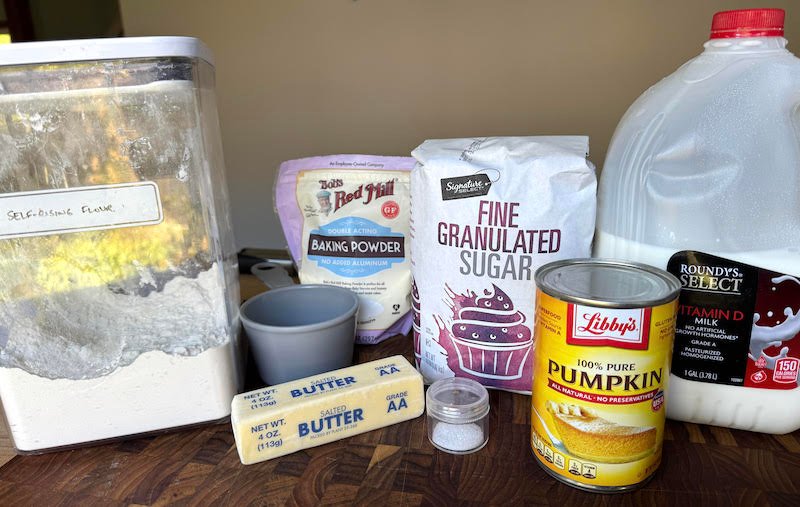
[0,263,238,450]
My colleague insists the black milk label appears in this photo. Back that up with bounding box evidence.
[0,182,163,240]
[440,173,492,201]
[667,251,800,389]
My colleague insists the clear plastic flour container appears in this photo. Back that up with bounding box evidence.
[595,9,800,433]
[0,37,242,452]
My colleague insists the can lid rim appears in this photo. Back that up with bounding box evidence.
[534,258,681,308]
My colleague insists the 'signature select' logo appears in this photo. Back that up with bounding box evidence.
[440,173,492,201]
[567,305,650,350]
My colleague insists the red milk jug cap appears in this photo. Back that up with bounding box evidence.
[710,8,785,39]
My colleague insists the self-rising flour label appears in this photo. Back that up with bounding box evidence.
[667,251,800,389]
[411,137,596,393]
[0,182,163,239]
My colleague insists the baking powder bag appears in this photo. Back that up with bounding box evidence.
[275,155,415,344]
[410,137,596,393]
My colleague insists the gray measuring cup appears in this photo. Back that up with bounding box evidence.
[240,284,359,385]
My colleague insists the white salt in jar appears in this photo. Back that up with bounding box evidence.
[426,377,490,454]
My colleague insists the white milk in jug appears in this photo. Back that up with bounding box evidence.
[595,9,800,434]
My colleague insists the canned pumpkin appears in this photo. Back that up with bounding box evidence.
[531,259,680,492]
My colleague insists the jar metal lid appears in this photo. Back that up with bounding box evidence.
[426,377,490,424]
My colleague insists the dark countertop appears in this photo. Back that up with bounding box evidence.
[0,275,798,506]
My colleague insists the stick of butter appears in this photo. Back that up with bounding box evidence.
[231,355,424,464]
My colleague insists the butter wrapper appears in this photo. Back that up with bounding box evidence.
[231,355,424,464]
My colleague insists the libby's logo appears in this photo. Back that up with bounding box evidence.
[567,305,650,350]
[579,313,637,336]
[333,179,396,212]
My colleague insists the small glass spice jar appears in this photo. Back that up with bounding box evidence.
[426,377,490,454]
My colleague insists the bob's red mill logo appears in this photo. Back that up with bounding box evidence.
[318,178,396,213]
[567,305,651,350]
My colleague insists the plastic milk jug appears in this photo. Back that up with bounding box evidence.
[594,9,800,433]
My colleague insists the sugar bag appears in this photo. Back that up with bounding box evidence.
[411,137,596,392]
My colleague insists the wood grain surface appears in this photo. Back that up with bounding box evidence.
[0,275,798,506]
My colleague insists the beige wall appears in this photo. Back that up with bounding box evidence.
[120,0,800,249]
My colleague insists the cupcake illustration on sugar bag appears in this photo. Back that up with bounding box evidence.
[447,284,533,380]
[410,137,596,393]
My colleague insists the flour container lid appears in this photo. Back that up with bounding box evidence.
[0,36,214,67]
